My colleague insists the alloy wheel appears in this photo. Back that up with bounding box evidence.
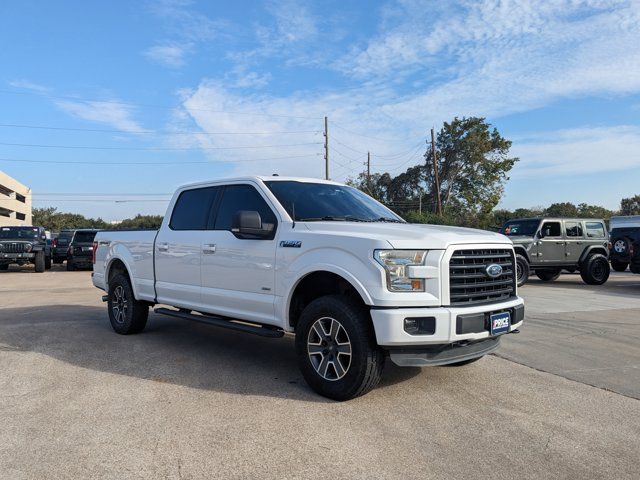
[307,317,352,381]
[112,285,128,324]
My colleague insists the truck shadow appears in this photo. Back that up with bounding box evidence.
[0,305,421,402]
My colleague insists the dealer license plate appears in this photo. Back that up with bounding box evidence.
[490,312,511,336]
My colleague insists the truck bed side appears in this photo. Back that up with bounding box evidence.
[92,229,159,302]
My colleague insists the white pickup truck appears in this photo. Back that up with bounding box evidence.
[92,176,524,400]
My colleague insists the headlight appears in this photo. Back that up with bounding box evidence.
[24,243,33,252]
[374,250,427,292]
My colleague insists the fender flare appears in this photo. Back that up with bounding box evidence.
[104,255,139,299]
[578,245,609,264]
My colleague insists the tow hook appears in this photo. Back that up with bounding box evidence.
[101,295,109,302]
[511,329,520,334]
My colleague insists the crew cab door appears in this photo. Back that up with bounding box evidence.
[564,221,584,261]
[200,183,279,325]
[537,221,565,264]
[154,186,220,309]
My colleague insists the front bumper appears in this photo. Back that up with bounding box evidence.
[0,252,35,261]
[370,296,524,347]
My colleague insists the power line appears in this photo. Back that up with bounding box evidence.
[331,121,417,143]
[0,88,323,120]
[0,123,321,136]
[0,153,321,165]
[0,141,322,151]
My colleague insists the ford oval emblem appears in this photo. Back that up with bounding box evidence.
[485,264,503,278]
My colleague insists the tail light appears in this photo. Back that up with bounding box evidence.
[53,238,58,248]
[92,241,98,264]
[607,241,612,250]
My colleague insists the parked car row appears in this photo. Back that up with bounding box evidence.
[608,215,640,273]
[0,227,98,272]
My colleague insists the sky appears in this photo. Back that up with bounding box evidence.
[1,0,639,221]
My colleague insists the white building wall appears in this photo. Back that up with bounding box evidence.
[0,171,32,226]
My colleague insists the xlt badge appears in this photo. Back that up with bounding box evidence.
[280,240,302,248]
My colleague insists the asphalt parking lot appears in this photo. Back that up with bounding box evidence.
[1,267,639,479]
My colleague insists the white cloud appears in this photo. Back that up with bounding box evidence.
[266,0,317,42]
[512,125,640,177]
[8,79,50,93]
[55,99,143,133]
[143,42,190,68]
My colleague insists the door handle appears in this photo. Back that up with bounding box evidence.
[202,244,216,254]
[555,241,565,245]
[157,243,169,252]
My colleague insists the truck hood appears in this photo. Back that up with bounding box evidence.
[302,222,511,249]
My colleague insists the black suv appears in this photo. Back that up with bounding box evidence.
[501,217,610,286]
[608,216,640,273]
[52,229,74,264]
[66,229,99,271]
[0,226,52,272]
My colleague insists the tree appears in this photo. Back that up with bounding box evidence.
[423,117,518,219]
[620,195,640,215]
[116,214,163,230]
[544,202,579,217]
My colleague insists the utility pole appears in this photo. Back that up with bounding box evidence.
[324,116,329,180]
[431,127,442,216]
[366,151,371,192]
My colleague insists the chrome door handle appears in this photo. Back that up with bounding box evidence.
[157,243,169,252]
[203,244,216,254]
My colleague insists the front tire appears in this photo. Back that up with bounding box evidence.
[66,259,75,271]
[536,268,561,282]
[295,295,384,401]
[611,260,628,272]
[107,274,149,334]
[580,254,610,285]
[515,254,530,287]
[45,255,52,270]
[34,251,45,273]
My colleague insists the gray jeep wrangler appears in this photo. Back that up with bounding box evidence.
[501,218,610,286]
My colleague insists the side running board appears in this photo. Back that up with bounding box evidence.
[154,307,285,338]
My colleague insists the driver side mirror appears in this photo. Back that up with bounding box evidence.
[231,210,273,239]
[537,230,545,239]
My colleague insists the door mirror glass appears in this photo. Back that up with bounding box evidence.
[232,210,273,238]
[537,230,545,239]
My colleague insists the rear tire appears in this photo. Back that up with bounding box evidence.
[580,254,610,285]
[45,255,52,270]
[66,259,75,271]
[295,295,384,401]
[0,264,8,271]
[611,260,628,272]
[515,254,530,287]
[107,274,148,334]
[536,269,561,282]
[34,251,45,273]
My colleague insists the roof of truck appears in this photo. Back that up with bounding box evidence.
[177,175,343,190]
[506,217,605,222]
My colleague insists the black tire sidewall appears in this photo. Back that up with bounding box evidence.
[107,274,148,334]
[295,295,383,401]
[515,254,530,287]
[581,254,610,285]
[536,268,561,281]
[611,260,628,272]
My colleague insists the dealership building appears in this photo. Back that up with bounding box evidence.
[0,171,32,226]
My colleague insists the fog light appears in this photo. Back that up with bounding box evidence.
[404,317,436,335]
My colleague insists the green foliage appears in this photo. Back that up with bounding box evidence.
[32,207,164,232]
[620,195,640,215]
[349,117,517,227]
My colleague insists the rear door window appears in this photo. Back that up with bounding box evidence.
[565,222,583,237]
[170,187,219,230]
[585,222,606,238]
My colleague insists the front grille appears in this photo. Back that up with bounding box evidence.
[0,242,28,253]
[449,249,516,306]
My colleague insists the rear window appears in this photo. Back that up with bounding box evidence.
[585,222,606,238]
[170,187,218,230]
[73,231,97,243]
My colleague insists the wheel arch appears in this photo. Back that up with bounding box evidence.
[286,269,371,331]
[105,257,138,299]
[579,246,609,264]
[513,246,530,262]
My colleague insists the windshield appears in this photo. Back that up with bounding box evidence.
[0,226,39,239]
[265,181,404,223]
[73,231,98,243]
[501,220,540,237]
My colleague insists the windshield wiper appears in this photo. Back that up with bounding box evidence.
[375,217,405,223]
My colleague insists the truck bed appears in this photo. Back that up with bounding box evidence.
[92,229,159,302]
